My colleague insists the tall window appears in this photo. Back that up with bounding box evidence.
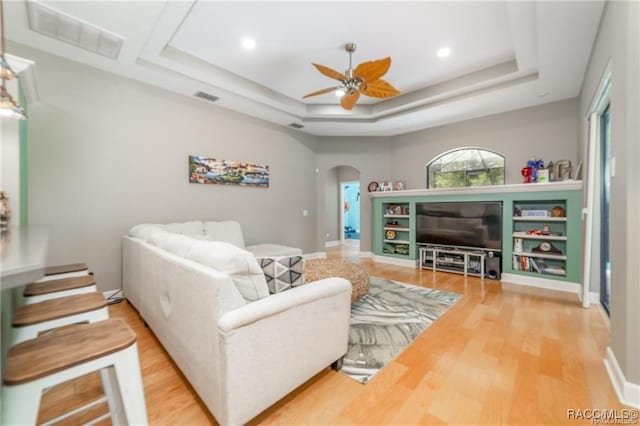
[426,148,505,189]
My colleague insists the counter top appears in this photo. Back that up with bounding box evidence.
[1,225,50,289]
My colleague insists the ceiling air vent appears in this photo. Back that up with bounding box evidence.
[27,1,125,60]
[288,123,304,129]
[194,91,219,103]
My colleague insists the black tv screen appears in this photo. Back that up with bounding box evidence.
[415,201,502,250]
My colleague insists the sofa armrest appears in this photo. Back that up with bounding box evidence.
[216,277,352,425]
[218,277,351,332]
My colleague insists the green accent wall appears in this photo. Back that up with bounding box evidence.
[371,187,583,283]
[18,84,28,225]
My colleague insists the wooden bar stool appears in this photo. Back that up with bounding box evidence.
[2,318,147,425]
[12,293,108,345]
[36,263,90,281]
[21,275,97,305]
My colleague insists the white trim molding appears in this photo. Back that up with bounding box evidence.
[501,273,581,294]
[371,254,417,268]
[102,289,121,300]
[359,251,373,258]
[604,347,640,408]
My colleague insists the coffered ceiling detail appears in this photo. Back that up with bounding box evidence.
[6,1,604,136]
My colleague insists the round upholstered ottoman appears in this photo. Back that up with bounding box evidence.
[305,259,370,303]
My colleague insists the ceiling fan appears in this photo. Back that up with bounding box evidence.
[303,43,400,110]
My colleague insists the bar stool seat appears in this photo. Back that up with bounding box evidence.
[22,275,97,305]
[3,318,147,425]
[12,293,108,345]
[35,263,90,282]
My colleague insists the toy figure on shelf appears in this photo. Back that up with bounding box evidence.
[522,158,545,183]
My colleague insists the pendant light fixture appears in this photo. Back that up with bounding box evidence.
[0,0,26,119]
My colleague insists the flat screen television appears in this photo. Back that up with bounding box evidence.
[415,201,502,250]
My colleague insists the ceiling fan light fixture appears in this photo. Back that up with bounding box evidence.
[335,89,345,97]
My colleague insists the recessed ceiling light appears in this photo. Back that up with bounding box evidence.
[241,37,256,50]
[437,47,451,58]
[335,89,345,97]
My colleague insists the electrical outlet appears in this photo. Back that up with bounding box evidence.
[326,233,330,239]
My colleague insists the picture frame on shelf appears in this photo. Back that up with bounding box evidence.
[393,181,406,191]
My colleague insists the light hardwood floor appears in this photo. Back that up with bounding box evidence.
[37,245,625,425]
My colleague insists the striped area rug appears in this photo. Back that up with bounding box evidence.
[339,277,461,383]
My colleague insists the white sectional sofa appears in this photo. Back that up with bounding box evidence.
[122,221,352,425]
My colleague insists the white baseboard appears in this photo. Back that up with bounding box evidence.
[371,254,417,268]
[604,347,640,408]
[359,251,373,258]
[324,240,341,248]
[103,289,122,300]
[500,273,581,294]
[590,291,600,304]
[304,252,327,260]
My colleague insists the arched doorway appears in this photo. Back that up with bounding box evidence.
[325,165,361,258]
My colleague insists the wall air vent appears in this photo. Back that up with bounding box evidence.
[194,91,219,103]
[288,123,304,129]
[27,1,124,59]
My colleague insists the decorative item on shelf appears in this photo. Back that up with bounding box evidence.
[553,160,572,181]
[574,161,583,180]
[513,207,522,217]
[543,224,551,235]
[394,244,409,255]
[521,209,549,217]
[532,241,562,255]
[380,181,393,192]
[367,181,379,192]
[522,158,545,183]
[385,220,400,227]
[514,238,523,253]
[0,190,10,231]
[551,206,566,217]
[401,206,409,215]
[537,169,550,183]
[385,230,396,240]
[393,181,405,191]
[547,161,555,181]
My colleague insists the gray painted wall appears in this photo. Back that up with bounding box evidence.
[324,167,339,242]
[315,138,392,252]
[578,1,640,383]
[390,99,579,188]
[16,44,319,292]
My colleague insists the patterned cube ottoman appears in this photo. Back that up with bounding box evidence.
[305,259,371,303]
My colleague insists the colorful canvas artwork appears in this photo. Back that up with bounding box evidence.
[189,155,270,188]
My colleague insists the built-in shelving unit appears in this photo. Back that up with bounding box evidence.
[370,181,583,290]
[381,202,411,258]
[511,199,569,277]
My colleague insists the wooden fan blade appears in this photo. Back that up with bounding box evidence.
[302,87,340,99]
[360,79,400,98]
[354,57,391,83]
[312,63,346,81]
[341,90,360,110]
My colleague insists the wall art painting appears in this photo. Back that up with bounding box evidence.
[189,155,269,188]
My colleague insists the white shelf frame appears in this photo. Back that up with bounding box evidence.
[384,227,410,232]
[384,239,410,244]
[512,216,567,222]
[512,251,567,260]
[512,232,567,241]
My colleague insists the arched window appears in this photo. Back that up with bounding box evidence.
[426,148,505,189]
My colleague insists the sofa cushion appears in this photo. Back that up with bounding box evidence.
[246,244,303,258]
[204,221,246,248]
[129,224,157,241]
[158,221,204,236]
[257,255,305,294]
[158,233,198,258]
[186,241,269,302]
